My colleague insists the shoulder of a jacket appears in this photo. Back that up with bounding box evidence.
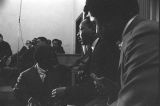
[20,66,35,76]
[132,19,158,34]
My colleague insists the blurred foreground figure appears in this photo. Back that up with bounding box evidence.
[13,45,71,106]
[85,0,159,106]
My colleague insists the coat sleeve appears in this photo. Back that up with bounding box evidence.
[63,80,97,105]
[13,72,31,105]
[118,21,159,106]
[5,42,12,57]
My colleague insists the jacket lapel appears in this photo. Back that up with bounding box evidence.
[119,16,145,85]
[31,66,44,87]
[122,15,145,37]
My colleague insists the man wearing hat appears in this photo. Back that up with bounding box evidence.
[84,0,159,106]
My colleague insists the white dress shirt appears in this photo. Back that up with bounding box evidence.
[36,64,47,82]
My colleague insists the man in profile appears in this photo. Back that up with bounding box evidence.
[84,0,159,106]
[52,14,120,106]
[51,17,98,106]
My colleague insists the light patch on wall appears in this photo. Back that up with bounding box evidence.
[0,0,76,54]
[0,0,5,7]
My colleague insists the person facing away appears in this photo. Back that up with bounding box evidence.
[85,0,159,106]
[52,39,65,54]
[0,33,12,68]
[36,37,49,46]
[19,37,49,72]
[13,45,70,106]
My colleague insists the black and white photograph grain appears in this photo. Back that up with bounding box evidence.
[0,0,159,106]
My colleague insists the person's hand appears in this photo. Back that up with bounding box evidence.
[51,87,66,98]
[28,97,41,106]
[90,73,105,93]
[90,73,104,84]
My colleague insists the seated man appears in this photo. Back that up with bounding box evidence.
[52,16,120,106]
[52,39,65,54]
[52,18,98,106]
[18,40,33,57]
[19,37,49,72]
[0,33,12,68]
[13,45,71,106]
[71,17,98,84]
[37,37,49,46]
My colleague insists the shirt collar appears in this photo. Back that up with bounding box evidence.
[36,63,47,74]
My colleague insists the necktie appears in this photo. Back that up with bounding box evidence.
[39,71,46,82]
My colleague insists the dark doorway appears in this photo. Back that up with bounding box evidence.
[75,13,83,54]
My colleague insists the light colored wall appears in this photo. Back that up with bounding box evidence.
[0,0,80,54]
[74,0,85,20]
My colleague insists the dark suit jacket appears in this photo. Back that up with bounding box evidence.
[117,16,159,106]
[19,46,28,56]
[0,41,12,59]
[52,46,65,54]
[13,64,71,106]
[89,37,120,83]
[89,38,121,101]
[0,41,12,67]
[18,47,36,72]
[63,38,120,105]
[61,46,96,105]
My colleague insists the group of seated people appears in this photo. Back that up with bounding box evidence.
[0,35,65,86]
[0,0,159,106]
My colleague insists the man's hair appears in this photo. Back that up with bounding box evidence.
[37,37,48,44]
[52,39,62,46]
[81,17,96,31]
[0,33,3,38]
[85,0,139,22]
[80,18,97,45]
[34,45,58,65]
